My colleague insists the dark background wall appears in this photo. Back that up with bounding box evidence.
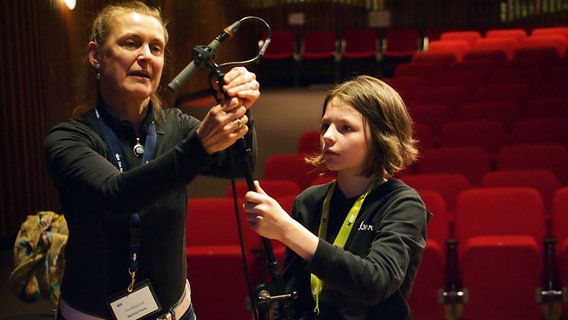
[1,0,566,239]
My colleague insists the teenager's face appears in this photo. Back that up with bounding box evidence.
[321,97,370,175]
[94,11,165,104]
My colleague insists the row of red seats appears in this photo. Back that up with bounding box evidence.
[408,98,568,132]
[409,186,568,319]
[383,27,568,58]
[402,172,567,319]
[426,27,568,60]
[183,178,568,319]
[260,29,379,84]
[391,68,568,103]
[390,65,568,107]
[413,117,568,156]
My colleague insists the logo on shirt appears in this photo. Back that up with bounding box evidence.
[358,221,374,231]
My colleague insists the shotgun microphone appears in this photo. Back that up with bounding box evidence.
[167,20,242,92]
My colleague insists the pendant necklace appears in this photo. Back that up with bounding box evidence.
[133,138,144,157]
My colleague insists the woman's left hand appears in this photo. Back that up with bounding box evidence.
[222,67,260,109]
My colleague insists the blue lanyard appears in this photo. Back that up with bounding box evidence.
[94,107,157,291]
[94,108,157,172]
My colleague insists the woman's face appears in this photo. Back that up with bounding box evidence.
[321,97,371,175]
[92,11,166,105]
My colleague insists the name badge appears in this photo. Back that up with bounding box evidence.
[108,280,161,320]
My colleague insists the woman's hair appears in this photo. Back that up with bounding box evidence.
[307,75,419,178]
[73,1,169,117]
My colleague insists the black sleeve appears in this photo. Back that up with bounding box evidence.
[44,111,257,214]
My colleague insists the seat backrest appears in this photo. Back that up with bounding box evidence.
[416,146,491,185]
[454,187,547,244]
[552,186,568,242]
[296,129,321,155]
[411,51,457,66]
[383,28,420,52]
[302,31,337,54]
[519,35,568,57]
[412,85,470,110]
[473,83,533,107]
[448,59,500,74]
[413,123,434,152]
[525,97,568,119]
[440,30,482,47]
[496,143,568,184]
[456,99,521,132]
[531,27,568,41]
[343,29,377,53]
[513,118,568,150]
[481,169,561,214]
[264,30,295,55]
[430,69,487,91]
[399,173,471,214]
[439,119,509,155]
[537,80,568,99]
[384,75,425,102]
[461,49,508,63]
[406,103,455,135]
[393,61,448,80]
[417,190,451,244]
[263,153,321,190]
[488,65,544,86]
[472,37,519,60]
[512,46,561,65]
[427,39,472,61]
[485,28,528,42]
[407,241,445,320]
[186,197,242,246]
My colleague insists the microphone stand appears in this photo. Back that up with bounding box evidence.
[168,16,296,320]
[212,68,296,320]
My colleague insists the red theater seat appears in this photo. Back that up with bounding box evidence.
[185,197,256,320]
[399,173,471,216]
[481,169,561,216]
[427,39,472,61]
[439,119,509,156]
[455,99,521,132]
[454,188,547,320]
[461,236,542,320]
[552,187,568,315]
[513,118,568,150]
[415,147,491,185]
[496,143,568,185]
[408,240,445,320]
[440,31,482,48]
[296,129,321,156]
[263,153,321,190]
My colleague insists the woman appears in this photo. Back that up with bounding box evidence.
[243,75,429,319]
[44,1,260,319]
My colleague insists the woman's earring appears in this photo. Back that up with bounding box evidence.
[95,64,101,80]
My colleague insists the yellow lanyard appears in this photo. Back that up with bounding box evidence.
[310,178,381,314]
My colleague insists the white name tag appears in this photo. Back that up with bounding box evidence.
[108,280,161,320]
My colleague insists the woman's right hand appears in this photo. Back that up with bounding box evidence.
[197,67,259,155]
